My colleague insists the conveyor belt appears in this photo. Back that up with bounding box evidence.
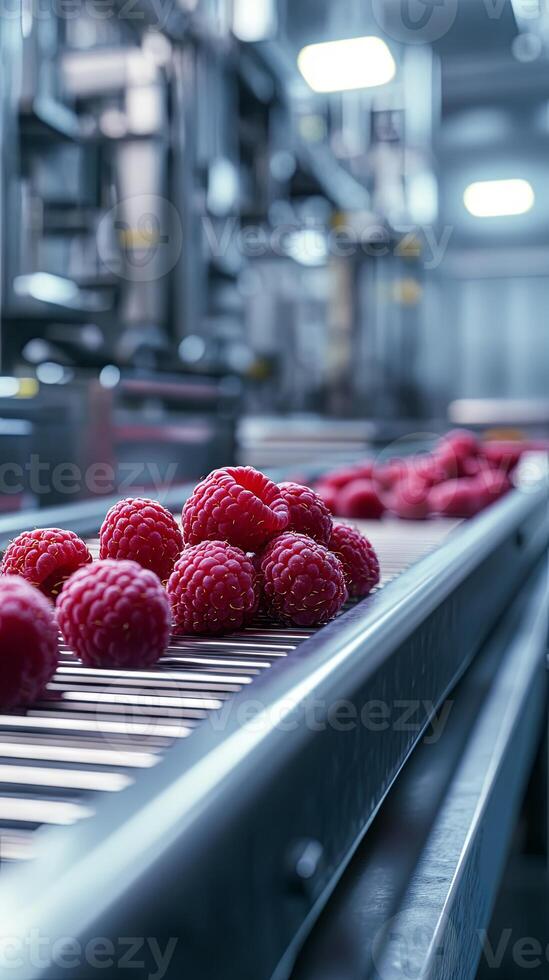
[0,519,457,869]
[0,489,546,980]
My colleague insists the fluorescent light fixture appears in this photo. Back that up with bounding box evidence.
[463,179,535,217]
[0,377,19,398]
[233,0,276,42]
[298,36,396,93]
[14,272,79,306]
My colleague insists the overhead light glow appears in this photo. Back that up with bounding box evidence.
[233,0,276,42]
[463,179,535,217]
[0,377,19,398]
[14,273,79,306]
[298,36,396,93]
[286,229,327,267]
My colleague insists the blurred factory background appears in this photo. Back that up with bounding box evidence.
[1,0,548,507]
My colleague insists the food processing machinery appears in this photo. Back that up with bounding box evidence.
[0,478,546,980]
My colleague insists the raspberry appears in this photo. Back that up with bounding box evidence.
[99,497,183,583]
[475,470,512,508]
[259,532,347,627]
[328,523,380,598]
[409,454,446,488]
[337,480,385,520]
[1,528,92,601]
[167,541,259,635]
[390,476,431,520]
[441,429,480,458]
[429,479,484,519]
[322,461,374,489]
[436,430,480,479]
[278,482,333,544]
[314,483,338,515]
[0,577,58,708]
[373,460,408,492]
[182,466,289,552]
[483,442,523,474]
[57,560,171,668]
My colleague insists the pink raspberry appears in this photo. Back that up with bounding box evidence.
[258,532,347,627]
[278,482,333,544]
[182,466,289,552]
[99,497,183,583]
[1,528,92,601]
[328,523,380,598]
[337,480,385,520]
[167,541,259,635]
[0,577,58,708]
[57,560,171,668]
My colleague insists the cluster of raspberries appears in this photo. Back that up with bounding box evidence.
[175,468,379,630]
[0,467,380,705]
[314,428,518,521]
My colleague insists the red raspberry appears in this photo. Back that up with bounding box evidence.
[99,497,183,583]
[328,523,380,598]
[373,460,408,492]
[337,480,385,520]
[182,466,289,552]
[436,429,480,479]
[57,560,171,668]
[390,476,431,520]
[483,441,523,474]
[440,429,480,458]
[278,482,333,544]
[474,470,512,508]
[322,460,375,489]
[1,528,92,601]
[0,577,58,708]
[314,483,338,515]
[409,454,447,488]
[167,541,259,635]
[259,532,347,627]
[429,479,484,519]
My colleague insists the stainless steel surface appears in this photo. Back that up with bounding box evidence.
[293,564,549,980]
[373,569,548,980]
